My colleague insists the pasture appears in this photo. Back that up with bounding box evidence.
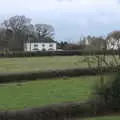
[0,55,119,73]
[0,56,119,119]
[0,75,119,120]
[0,76,97,110]
[0,56,85,73]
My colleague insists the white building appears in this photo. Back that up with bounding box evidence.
[107,38,120,50]
[24,38,57,52]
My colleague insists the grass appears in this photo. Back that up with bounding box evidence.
[0,56,119,119]
[0,75,119,119]
[85,116,120,120]
[0,76,97,110]
[0,55,119,73]
[0,56,86,73]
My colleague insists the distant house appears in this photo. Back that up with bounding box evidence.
[24,38,57,52]
[107,38,120,50]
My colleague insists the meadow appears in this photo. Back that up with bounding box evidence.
[0,56,85,73]
[0,76,97,110]
[0,55,119,73]
[0,75,119,120]
[0,56,119,119]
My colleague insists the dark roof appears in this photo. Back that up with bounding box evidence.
[25,37,56,43]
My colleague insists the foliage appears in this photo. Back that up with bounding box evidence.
[0,15,55,51]
[94,72,120,110]
[107,30,120,40]
[35,24,55,39]
[80,36,106,51]
[86,116,120,120]
[0,66,117,83]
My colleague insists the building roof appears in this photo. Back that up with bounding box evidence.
[25,37,56,43]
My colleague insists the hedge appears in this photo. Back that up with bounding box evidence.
[0,98,119,120]
[0,50,120,58]
[0,66,120,83]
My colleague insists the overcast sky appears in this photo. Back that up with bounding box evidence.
[0,0,120,42]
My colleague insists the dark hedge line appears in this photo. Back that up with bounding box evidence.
[0,66,120,83]
[0,50,120,58]
[0,98,119,120]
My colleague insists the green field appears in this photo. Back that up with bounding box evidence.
[0,77,120,120]
[0,76,119,119]
[0,76,97,110]
[0,56,86,73]
[0,56,119,119]
[0,55,118,73]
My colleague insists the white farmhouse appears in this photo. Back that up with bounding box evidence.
[107,38,120,50]
[24,38,57,52]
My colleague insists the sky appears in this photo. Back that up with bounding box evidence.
[0,0,120,42]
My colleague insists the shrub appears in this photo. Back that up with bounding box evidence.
[0,66,119,83]
[94,72,120,111]
[0,50,118,58]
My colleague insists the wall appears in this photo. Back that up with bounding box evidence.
[24,43,57,51]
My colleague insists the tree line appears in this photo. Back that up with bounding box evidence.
[58,31,120,51]
[80,32,120,51]
[0,15,55,51]
[0,15,120,51]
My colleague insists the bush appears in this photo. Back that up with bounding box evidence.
[94,72,120,111]
[0,67,118,83]
[0,50,119,58]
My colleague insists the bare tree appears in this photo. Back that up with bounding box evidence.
[0,28,7,46]
[84,36,106,51]
[35,24,55,39]
[2,15,32,51]
[3,15,31,32]
[0,27,14,51]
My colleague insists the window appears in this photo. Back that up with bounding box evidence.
[49,44,53,47]
[42,44,45,47]
[42,48,46,51]
[34,44,38,47]
[48,48,54,51]
[32,48,40,51]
